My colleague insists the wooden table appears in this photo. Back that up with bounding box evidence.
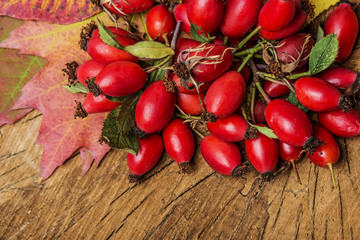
[2,12,360,240]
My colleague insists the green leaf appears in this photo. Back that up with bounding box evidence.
[317,25,324,42]
[251,124,278,139]
[63,82,89,94]
[101,93,141,155]
[97,20,124,49]
[288,92,309,113]
[124,41,174,60]
[105,95,127,102]
[309,34,338,75]
[189,22,212,43]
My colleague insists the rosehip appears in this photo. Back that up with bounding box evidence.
[220,0,263,38]
[135,81,176,135]
[86,34,138,64]
[307,124,340,188]
[276,33,315,70]
[316,67,359,93]
[245,126,279,180]
[146,5,176,42]
[127,133,163,182]
[162,119,195,172]
[206,71,246,118]
[91,61,147,97]
[76,60,105,86]
[176,92,205,116]
[207,114,249,142]
[324,3,359,62]
[103,0,154,15]
[295,77,351,112]
[200,135,243,176]
[259,8,307,40]
[254,99,267,124]
[279,141,303,184]
[174,3,191,34]
[317,108,360,138]
[258,0,296,32]
[265,99,319,150]
[187,0,224,33]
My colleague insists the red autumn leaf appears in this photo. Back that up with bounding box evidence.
[0,14,116,179]
[0,48,47,126]
[0,0,101,24]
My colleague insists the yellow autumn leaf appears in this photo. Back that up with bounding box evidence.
[309,0,340,17]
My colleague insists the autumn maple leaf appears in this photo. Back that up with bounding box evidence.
[0,14,116,179]
[0,0,101,24]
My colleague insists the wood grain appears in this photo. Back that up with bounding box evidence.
[1,7,360,240]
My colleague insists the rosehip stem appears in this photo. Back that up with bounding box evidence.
[237,25,262,50]
[192,128,205,139]
[291,160,302,186]
[249,59,271,104]
[328,163,337,189]
[233,45,262,57]
[174,113,202,120]
[172,21,182,50]
[237,54,252,73]
[223,36,229,46]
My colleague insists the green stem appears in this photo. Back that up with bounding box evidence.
[223,36,229,46]
[287,70,311,80]
[234,45,263,57]
[175,113,201,120]
[262,76,287,85]
[140,13,152,41]
[237,54,253,73]
[192,128,205,139]
[328,163,337,189]
[237,25,262,50]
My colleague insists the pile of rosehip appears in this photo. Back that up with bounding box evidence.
[64,0,360,188]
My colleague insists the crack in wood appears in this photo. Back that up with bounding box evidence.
[24,113,42,122]
[272,173,291,229]
[0,162,26,178]
[342,138,351,174]
[109,187,131,206]
[147,209,174,240]
[338,180,345,239]
[311,168,319,240]
[0,150,26,161]
[324,219,328,240]
[95,209,113,227]
[294,203,303,240]
[162,172,215,211]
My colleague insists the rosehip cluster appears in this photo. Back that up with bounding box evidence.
[63,1,359,188]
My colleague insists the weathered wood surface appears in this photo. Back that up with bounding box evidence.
[2,7,360,240]
[1,108,360,239]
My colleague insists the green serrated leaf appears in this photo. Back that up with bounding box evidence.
[101,93,141,154]
[309,34,338,75]
[251,124,278,139]
[189,22,212,43]
[124,41,174,60]
[97,20,124,49]
[317,25,324,42]
[288,92,309,113]
[63,82,89,94]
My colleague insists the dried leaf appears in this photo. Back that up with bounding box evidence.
[0,13,115,179]
[0,48,48,126]
[0,0,101,24]
[310,0,340,18]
